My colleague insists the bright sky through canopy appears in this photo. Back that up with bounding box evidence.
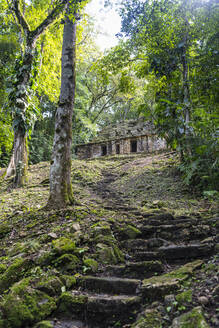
[86,0,121,51]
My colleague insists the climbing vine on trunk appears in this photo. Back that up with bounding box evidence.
[5,0,68,187]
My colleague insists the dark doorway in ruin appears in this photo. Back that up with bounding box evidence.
[116,144,120,154]
[131,140,137,153]
[101,145,107,156]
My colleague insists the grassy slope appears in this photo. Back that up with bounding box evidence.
[0,151,218,328]
[0,151,216,219]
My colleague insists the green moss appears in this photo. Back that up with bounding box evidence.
[131,309,162,328]
[174,260,203,277]
[91,223,111,236]
[83,258,98,273]
[1,279,56,328]
[36,251,54,266]
[0,258,32,293]
[52,237,76,254]
[8,242,26,256]
[0,264,6,274]
[0,319,9,328]
[176,290,193,305]
[121,225,141,239]
[0,223,11,238]
[57,292,87,316]
[8,240,41,257]
[53,254,80,271]
[36,276,63,296]
[94,234,116,245]
[60,275,76,289]
[141,260,203,300]
[33,321,53,328]
[97,244,124,264]
[172,306,210,328]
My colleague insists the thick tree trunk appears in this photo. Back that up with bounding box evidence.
[5,44,34,185]
[47,12,76,208]
[5,129,28,186]
[5,0,68,187]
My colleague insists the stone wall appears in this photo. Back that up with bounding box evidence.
[75,119,167,159]
[76,135,166,159]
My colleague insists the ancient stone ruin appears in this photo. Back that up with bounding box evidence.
[76,118,166,159]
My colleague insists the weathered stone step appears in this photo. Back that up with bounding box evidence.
[140,218,197,227]
[105,260,164,279]
[130,251,160,261]
[77,276,141,295]
[122,238,170,250]
[139,223,190,234]
[159,243,214,260]
[141,213,175,220]
[103,205,138,211]
[130,244,214,262]
[139,260,203,302]
[56,290,141,327]
[86,293,141,325]
[138,224,212,241]
[49,319,86,328]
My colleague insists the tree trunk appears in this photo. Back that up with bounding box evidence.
[5,44,35,185]
[182,50,190,130]
[5,0,68,187]
[182,41,192,157]
[5,129,28,186]
[47,11,76,208]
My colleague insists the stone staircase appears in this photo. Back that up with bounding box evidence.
[51,212,217,328]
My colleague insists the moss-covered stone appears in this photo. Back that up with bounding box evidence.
[0,223,11,238]
[33,321,53,328]
[94,234,116,246]
[0,258,33,293]
[0,278,56,328]
[171,306,210,328]
[52,237,76,254]
[0,264,6,274]
[97,244,124,264]
[35,250,55,266]
[131,308,163,328]
[141,260,203,301]
[83,258,98,273]
[8,240,41,256]
[124,260,163,277]
[36,276,63,296]
[56,292,87,317]
[60,275,76,289]
[121,225,141,239]
[53,254,80,271]
[176,290,193,305]
[91,222,112,236]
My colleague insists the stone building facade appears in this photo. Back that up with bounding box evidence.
[76,119,166,159]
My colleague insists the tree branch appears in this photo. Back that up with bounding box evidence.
[30,0,68,42]
[11,0,30,34]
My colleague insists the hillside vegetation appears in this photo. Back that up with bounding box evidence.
[0,151,218,328]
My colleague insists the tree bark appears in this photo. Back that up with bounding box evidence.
[5,0,68,186]
[182,49,190,129]
[5,43,35,185]
[5,129,28,186]
[47,9,77,208]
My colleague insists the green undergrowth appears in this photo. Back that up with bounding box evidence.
[0,152,217,218]
[0,152,217,327]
